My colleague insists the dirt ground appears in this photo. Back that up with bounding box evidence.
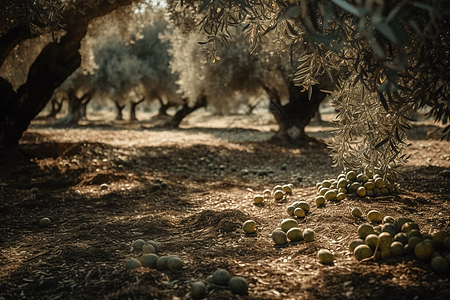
[1,110,450,300]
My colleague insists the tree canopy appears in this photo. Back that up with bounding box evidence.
[167,25,262,114]
[167,0,450,177]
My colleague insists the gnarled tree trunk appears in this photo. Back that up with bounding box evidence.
[0,26,87,146]
[80,92,93,121]
[0,0,135,148]
[46,95,64,119]
[160,95,207,128]
[0,78,17,124]
[58,89,93,125]
[130,97,145,121]
[115,101,125,120]
[264,82,328,144]
[158,98,176,116]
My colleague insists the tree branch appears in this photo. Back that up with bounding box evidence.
[0,25,32,67]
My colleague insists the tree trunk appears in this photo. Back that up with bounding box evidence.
[161,95,207,128]
[80,101,88,121]
[58,89,93,125]
[80,91,93,121]
[264,82,327,144]
[0,26,86,147]
[115,101,125,121]
[130,97,145,121]
[0,78,17,124]
[63,89,83,125]
[158,98,174,116]
[46,96,64,119]
[0,0,136,148]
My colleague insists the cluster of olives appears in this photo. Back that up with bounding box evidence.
[249,185,316,246]
[127,241,248,298]
[242,217,315,246]
[315,170,396,205]
[191,269,248,298]
[151,179,169,190]
[253,184,293,204]
[285,200,310,218]
[349,211,450,273]
[243,214,333,265]
[125,239,183,271]
[271,218,315,245]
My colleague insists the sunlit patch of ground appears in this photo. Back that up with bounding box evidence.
[0,111,449,299]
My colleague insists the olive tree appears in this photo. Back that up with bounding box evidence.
[168,16,337,142]
[161,25,263,127]
[90,29,147,120]
[254,37,340,143]
[167,0,450,179]
[55,69,95,124]
[129,12,183,117]
[0,0,153,147]
[85,8,182,121]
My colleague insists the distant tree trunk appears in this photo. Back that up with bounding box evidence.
[158,98,174,116]
[80,92,93,121]
[115,101,125,120]
[59,90,93,125]
[246,98,261,115]
[130,97,145,121]
[263,82,327,144]
[161,95,207,128]
[46,96,64,119]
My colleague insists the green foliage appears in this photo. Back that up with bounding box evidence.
[166,25,262,113]
[171,0,450,178]
[87,9,180,106]
[57,68,93,95]
[328,73,410,180]
[129,13,181,105]
[4,0,65,35]
[92,33,144,100]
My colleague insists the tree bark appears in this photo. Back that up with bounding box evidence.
[80,101,88,121]
[45,95,64,119]
[61,89,82,125]
[158,98,175,116]
[0,0,136,148]
[0,78,17,123]
[80,91,93,121]
[160,95,207,128]
[0,26,86,146]
[115,101,125,120]
[264,82,327,144]
[130,97,145,121]
[58,89,93,125]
